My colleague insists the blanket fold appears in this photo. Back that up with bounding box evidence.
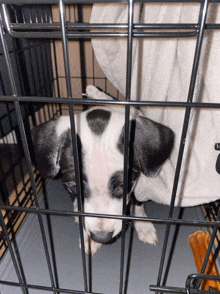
[90,3,220,207]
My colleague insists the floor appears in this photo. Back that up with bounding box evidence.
[0,179,210,294]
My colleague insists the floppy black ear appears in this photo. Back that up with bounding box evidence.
[133,116,174,177]
[31,117,70,179]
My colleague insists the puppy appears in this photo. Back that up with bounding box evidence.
[32,85,174,255]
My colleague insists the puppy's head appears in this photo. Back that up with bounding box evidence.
[32,106,174,244]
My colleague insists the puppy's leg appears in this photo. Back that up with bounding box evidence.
[73,198,79,224]
[133,202,158,246]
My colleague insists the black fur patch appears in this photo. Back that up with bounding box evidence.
[109,169,139,199]
[86,109,111,136]
[108,171,124,199]
[117,116,174,177]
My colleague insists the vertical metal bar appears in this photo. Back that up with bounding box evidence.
[58,1,88,292]
[92,49,95,86]
[119,0,134,293]
[156,0,209,288]
[0,7,57,294]
[162,208,185,286]
[1,4,12,36]
[77,5,87,96]
[59,0,72,98]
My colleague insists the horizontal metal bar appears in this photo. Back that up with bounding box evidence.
[0,279,103,294]
[4,19,220,40]
[6,23,199,31]
[3,22,201,39]
[149,285,220,293]
[150,285,188,293]
[2,0,220,4]
[6,22,220,32]
[1,95,220,109]
[4,22,220,40]
[1,204,220,227]
[6,30,198,39]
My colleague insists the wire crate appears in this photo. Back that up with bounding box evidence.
[0,1,220,294]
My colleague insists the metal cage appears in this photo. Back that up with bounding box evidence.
[0,0,220,293]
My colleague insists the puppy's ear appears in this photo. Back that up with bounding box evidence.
[133,116,174,177]
[31,117,70,179]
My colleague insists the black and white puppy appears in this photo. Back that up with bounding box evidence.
[32,85,174,255]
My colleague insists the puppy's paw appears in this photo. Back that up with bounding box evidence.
[74,216,79,224]
[86,85,113,101]
[80,230,102,255]
[86,85,100,99]
[134,221,158,246]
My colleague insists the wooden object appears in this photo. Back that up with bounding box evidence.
[188,230,220,290]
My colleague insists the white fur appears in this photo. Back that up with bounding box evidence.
[55,116,71,137]
[76,86,157,254]
[79,108,125,239]
[55,86,158,255]
[133,205,158,246]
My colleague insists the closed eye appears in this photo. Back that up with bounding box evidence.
[109,170,140,200]
[109,171,124,199]
[113,184,124,199]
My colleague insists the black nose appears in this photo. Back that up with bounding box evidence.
[90,231,113,244]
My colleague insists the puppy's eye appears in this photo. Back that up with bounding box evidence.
[113,185,124,199]
[109,171,124,199]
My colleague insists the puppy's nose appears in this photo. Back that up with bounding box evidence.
[90,231,113,244]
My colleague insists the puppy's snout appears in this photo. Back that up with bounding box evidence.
[90,231,113,244]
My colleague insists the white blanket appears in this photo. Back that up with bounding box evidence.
[90,3,220,207]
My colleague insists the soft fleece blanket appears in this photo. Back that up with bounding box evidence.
[90,3,220,207]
